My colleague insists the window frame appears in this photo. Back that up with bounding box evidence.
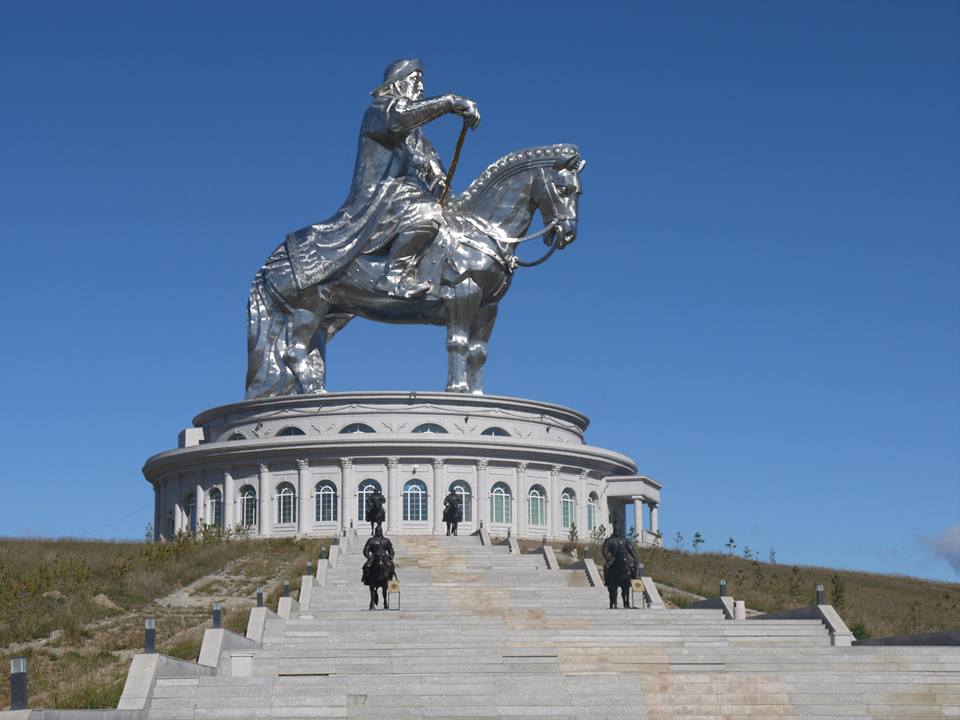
[402,479,429,522]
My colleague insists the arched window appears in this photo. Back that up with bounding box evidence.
[490,482,512,525]
[528,485,547,526]
[209,489,223,528]
[276,426,306,437]
[403,479,429,522]
[481,427,510,437]
[357,479,382,519]
[340,423,376,434]
[227,432,246,441]
[412,423,447,434]
[239,486,258,527]
[184,494,196,532]
[315,481,338,522]
[448,480,472,522]
[561,488,576,529]
[276,482,297,524]
[587,492,599,532]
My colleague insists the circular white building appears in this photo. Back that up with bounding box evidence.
[143,391,662,542]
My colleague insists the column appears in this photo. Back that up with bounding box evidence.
[633,496,644,538]
[195,479,204,532]
[224,468,235,530]
[432,458,444,534]
[153,484,160,542]
[649,502,659,536]
[386,457,400,532]
[259,463,272,537]
[549,465,561,540]
[517,462,528,538]
[174,476,184,534]
[297,459,310,536]
[476,460,488,528]
[340,458,353,534]
[578,470,589,537]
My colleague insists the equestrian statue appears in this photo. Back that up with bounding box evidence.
[362,526,397,610]
[365,486,386,535]
[442,490,463,536]
[246,58,584,398]
[602,521,639,609]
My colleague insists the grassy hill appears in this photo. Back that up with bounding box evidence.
[0,534,329,710]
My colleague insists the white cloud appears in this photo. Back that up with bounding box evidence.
[923,524,960,575]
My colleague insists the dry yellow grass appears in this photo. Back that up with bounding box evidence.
[0,534,329,710]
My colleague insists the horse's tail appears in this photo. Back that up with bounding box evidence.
[245,268,295,399]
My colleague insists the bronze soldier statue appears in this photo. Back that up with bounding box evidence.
[601,520,639,609]
[365,487,386,535]
[361,526,396,610]
[442,490,463,536]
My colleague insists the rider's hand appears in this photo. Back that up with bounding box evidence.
[452,96,481,129]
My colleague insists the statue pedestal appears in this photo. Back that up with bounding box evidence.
[143,391,646,542]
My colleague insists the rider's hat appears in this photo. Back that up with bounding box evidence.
[371,58,423,95]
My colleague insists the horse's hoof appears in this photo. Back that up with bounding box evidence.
[445,383,469,393]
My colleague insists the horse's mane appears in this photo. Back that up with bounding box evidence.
[450,144,579,210]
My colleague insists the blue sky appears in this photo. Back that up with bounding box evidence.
[1,1,957,581]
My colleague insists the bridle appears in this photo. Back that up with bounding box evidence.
[502,167,576,268]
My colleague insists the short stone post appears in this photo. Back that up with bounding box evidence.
[283,580,290,598]
[9,657,27,710]
[212,601,222,629]
[720,579,727,596]
[307,560,313,576]
[256,587,264,608]
[816,583,825,605]
[144,618,156,654]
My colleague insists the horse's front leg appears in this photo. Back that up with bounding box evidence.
[467,303,498,395]
[622,584,631,609]
[442,279,481,393]
[368,587,376,610]
[608,586,617,609]
[382,582,390,610]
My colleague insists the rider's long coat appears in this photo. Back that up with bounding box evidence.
[284,95,445,290]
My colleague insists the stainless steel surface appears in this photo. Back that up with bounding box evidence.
[246,59,583,399]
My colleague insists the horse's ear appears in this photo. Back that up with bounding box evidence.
[577,159,587,173]
[553,154,580,171]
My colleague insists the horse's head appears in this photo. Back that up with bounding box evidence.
[536,151,585,249]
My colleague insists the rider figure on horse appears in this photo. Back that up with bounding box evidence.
[285,58,481,299]
[365,486,387,535]
[602,519,640,608]
[361,526,397,609]
[442,490,463,536]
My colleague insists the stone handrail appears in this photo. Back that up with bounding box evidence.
[567,558,602,587]
[198,629,259,667]
[277,595,300,619]
[854,629,960,646]
[753,604,854,646]
[478,526,492,546]
[245,606,279,644]
[639,575,665,609]
[328,544,342,568]
[298,575,314,609]
[507,537,520,554]
[541,545,559,569]
[687,595,736,619]
[315,558,328,587]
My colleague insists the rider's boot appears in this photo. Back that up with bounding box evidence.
[374,225,436,299]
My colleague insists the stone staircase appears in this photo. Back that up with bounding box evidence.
[147,534,960,719]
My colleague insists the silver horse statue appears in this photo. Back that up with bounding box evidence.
[245,59,584,398]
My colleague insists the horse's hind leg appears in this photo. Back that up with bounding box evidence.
[608,587,617,609]
[283,284,332,394]
[442,278,481,393]
[622,585,631,609]
[382,583,390,610]
[466,304,497,395]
